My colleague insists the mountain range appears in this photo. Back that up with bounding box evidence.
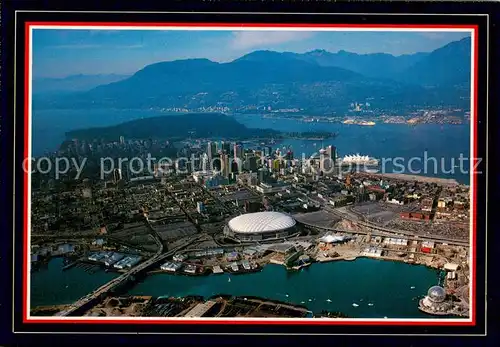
[33,37,471,112]
[235,49,430,81]
[33,74,130,94]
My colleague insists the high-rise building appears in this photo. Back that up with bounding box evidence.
[319,149,328,174]
[248,156,258,172]
[266,146,273,157]
[119,136,125,145]
[231,159,240,174]
[258,168,271,184]
[221,141,231,154]
[234,143,243,159]
[221,154,230,177]
[201,153,210,172]
[326,145,337,163]
[211,142,217,158]
[272,159,282,171]
[207,141,213,159]
[320,145,336,175]
[207,141,217,160]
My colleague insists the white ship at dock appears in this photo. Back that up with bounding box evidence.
[337,153,379,167]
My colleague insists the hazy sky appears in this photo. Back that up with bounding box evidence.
[32,29,470,78]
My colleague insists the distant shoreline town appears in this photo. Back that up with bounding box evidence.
[98,107,470,126]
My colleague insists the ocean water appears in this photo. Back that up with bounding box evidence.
[234,114,471,184]
[31,257,443,318]
[127,258,442,318]
[30,257,118,307]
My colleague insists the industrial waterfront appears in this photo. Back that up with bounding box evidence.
[32,256,447,318]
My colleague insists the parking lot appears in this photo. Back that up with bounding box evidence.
[155,222,198,241]
[293,211,341,229]
[351,202,420,225]
[386,219,469,241]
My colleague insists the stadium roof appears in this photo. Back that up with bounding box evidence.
[228,212,296,234]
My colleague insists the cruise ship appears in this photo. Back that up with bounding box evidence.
[337,154,379,167]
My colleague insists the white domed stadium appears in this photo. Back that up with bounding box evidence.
[224,211,297,241]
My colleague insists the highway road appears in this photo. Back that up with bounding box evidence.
[325,206,469,244]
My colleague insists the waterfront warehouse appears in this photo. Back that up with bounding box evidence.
[160,261,183,273]
[224,211,297,241]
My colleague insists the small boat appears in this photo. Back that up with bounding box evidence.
[326,299,332,303]
[410,286,415,289]
[285,294,289,298]
[308,299,313,302]
[384,316,388,319]
[368,303,374,307]
[301,301,306,304]
[228,277,231,283]
[352,303,359,307]
[360,299,363,302]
